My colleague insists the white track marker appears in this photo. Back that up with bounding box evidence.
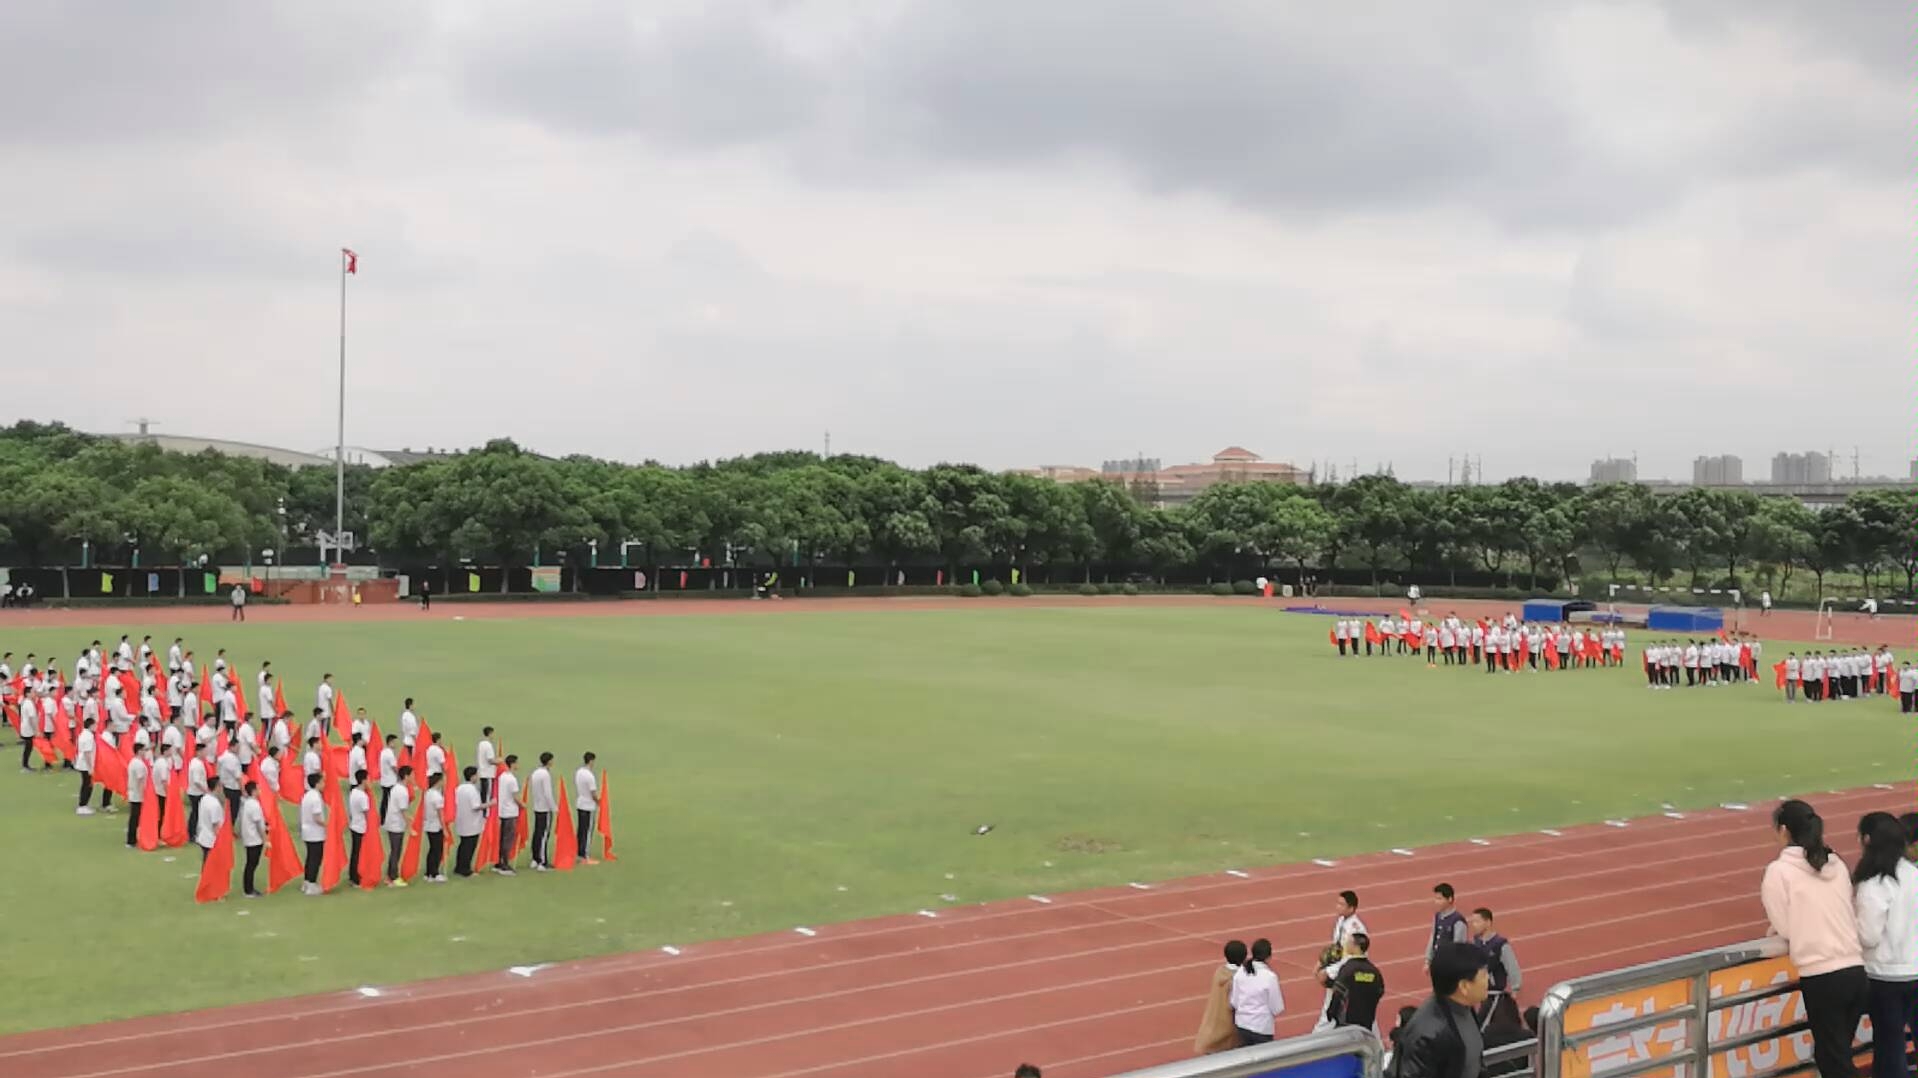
[1225,870,1250,879]
[1874,784,1895,791]
[507,965,551,978]
[793,927,817,937]
[916,909,939,919]
[1469,838,1492,846]
[162,856,176,863]
[1027,895,1053,904]
[1297,831,1311,838]
[1390,848,1415,857]
[1604,820,1629,829]
[660,946,681,956]
[1311,858,1337,868]
[1127,882,1151,890]
[449,935,468,943]
[1663,812,1686,820]
[1722,802,1750,811]
[939,893,958,902]
[356,986,383,998]
[835,885,848,893]
[1540,829,1563,837]
[452,616,465,622]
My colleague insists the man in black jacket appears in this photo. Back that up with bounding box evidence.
[1326,932,1385,1032]
[1394,942,1490,1078]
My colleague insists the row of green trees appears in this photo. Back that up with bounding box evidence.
[0,422,1911,598]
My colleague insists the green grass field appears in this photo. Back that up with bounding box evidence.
[1,605,1903,1034]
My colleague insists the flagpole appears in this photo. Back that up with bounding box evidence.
[335,249,347,566]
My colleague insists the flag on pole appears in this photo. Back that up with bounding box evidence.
[195,822,235,903]
[266,802,302,893]
[161,778,189,847]
[597,772,616,863]
[553,775,577,871]
[399,791,426,881]
[342,248,358,274]
[357,818,384,891]
[137,772,161,850]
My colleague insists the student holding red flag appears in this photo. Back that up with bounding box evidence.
[383,765,414,887]
[493,756,522,875]
[194,785,226,866]
[265,792,303,893]
[347,769,374,887]
[160,751,189,848]
[355,780,384,891]
[298,773,328,895]
[194,818,234,903]
[319,762,348,892]
[528,752,558,871]
[573,752,601,865]
[377,734,401,821]
[452,766,486,877]
[237,781,268,898]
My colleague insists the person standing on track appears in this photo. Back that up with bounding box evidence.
[1854,812,1918,1078]
[1325,932,1384,1034]
[1426,883,1469,971]
[1196,940,1246,1055]
[1762,800,1866,1078]
[230,583,247,621]
[1228,938,1284,1047]
[1469,908,1523,1030]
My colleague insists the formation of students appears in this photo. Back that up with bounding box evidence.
[1639,635,1765,688]
[0,634,617,901]
[1773,648,1910,707]
[1330,612,1628,672]
[1194,881,1524,1058]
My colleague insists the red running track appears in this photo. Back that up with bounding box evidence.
[0,784,1903,1078]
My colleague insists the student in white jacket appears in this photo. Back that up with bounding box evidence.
[195,789,226,865]
[1855,812,1918,1078]
[299,774,328,896]
[528,753,557,871]
[238,782,268,898]
[573,752,600,865]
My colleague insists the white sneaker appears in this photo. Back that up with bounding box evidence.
[76,806,95,816]
[101,805,117,814]
[533,863,549,872]
[494,867,516,877]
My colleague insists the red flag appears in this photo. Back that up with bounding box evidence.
[1717,628,1732,645]
[1772,661,1788,690]
[266,801,302,893]
[233,678,250,722]
[119,672,139,718]
[34,730,58,767]
[505,793,528,863]
[553,775,577,871]
[356,816,384,891]
[597,772,616,863]
[278,754,305,806]
[1364,623,1382,646]
[1545,646,1560,670]
[319,781,347,892]
[50,707,74,764]
[161,776,189,847]
[410,721,435,789]
[1327,626,1336,648]
[194,822,235,903]
[399,791,426,881]
[198,667,213,713]
[1823,669,1831,697]
[332,692,352,745]
[439,746,461,828]
[367,720,385,784]
[342,248,358,274]
[94,737,128,798]
[1397,608,1411,621]
[137,771,161,851]
[476,786,501,870]
[273,681,288,718]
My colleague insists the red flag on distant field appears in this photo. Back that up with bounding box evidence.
[161,777,189,847]
[367,721,385,784]
[198,667,213,712]
[597,773,616,863]
[94,737,128,798]
[476,785,501,869]
[120,673,139,718]
[34,730,58,767]
[273,681,288,718]
[1545,646,1561,670]
[342,248,358,274]
[266,801,302,893]
[410,721,435,789]
[194,822,235,903]
[1364,623,1382,646]
[233,678,250,721]
[357,818,384,891]
[553,775,577,872]
[332,692,352,745]
[137,773,161,851]
[1327,626,1336,648]
[505,791,528,863]
[279,754,305,806]
[1772,661,1788,690]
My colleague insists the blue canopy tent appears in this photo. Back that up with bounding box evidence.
[1646,605,1724,633]
[1522,598,1595,623]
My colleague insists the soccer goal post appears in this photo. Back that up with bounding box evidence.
[1815,598,1837,641]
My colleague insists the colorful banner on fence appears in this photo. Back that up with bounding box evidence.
[1558,954,1865,1078]
[530,567,561,594]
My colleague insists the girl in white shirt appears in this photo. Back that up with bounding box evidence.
[1855,813,1918,1078]
[421,773,448,883]
[1228,938,1285,1046]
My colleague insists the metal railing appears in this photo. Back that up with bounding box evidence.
[1535,937,1867,1078]
[1108,1025,1383,1078]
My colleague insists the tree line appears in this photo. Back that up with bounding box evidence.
[0,422,1911,599]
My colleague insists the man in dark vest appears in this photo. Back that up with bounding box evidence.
[1326,931,1386,1033]
[1425,882,1469,971]
[1469,908,1524,1031]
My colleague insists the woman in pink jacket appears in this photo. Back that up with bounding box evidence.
[1761,800,1867,1078]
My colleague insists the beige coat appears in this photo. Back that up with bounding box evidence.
[1194,963,1238,1055]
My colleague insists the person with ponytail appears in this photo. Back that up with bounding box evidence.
[1761,799,1866,1078]
[1227,937,1285,1047]
[1853,812,1918,1078]
[1195,941,1247,1055]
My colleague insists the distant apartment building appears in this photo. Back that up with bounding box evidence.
[1769,452,1832,485]
[1692,454,1743,486]
[1012,447,1308,508]
[1911,458,1918,481]
[1589,457,1637,484]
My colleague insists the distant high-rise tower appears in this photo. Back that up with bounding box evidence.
[1589,458,1637,484]
[1769,452,1831,484]
[1692,455,1744,486]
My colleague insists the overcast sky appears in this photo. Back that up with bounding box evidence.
[1,0,1906,482]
